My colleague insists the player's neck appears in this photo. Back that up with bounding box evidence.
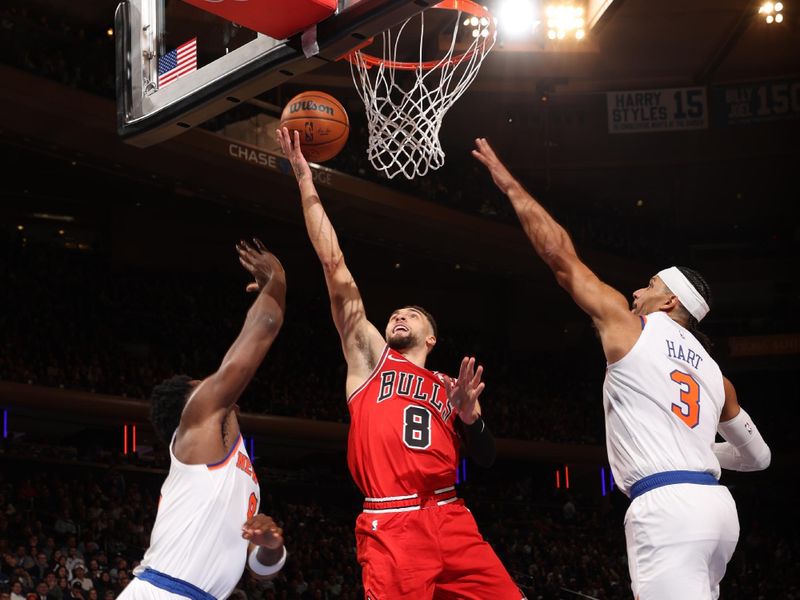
[397,346,428,369]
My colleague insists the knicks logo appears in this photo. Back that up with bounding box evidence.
[236,452,259,484]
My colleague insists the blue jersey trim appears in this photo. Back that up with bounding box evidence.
[630,470,718,500]
[137,568,217,600]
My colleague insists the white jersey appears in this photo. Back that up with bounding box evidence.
[132,432,260,599]
[603,311,725,496]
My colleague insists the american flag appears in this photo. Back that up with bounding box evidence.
[158,38,197,88]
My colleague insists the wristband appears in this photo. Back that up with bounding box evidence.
[248,545,286,577]
[464,417,485,432]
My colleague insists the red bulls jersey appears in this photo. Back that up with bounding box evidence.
[347,345,460,498]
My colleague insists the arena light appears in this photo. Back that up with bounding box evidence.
[759,1,785,23]
[122,423,137,454]
[455,458,467,484]
[497,0,538,37]
[462,13,492,39]
[32,212,76,222]
[545,3,586,40]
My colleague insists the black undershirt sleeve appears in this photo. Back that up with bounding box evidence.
[456,417,496,468]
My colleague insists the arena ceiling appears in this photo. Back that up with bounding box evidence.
[35,0,798,186]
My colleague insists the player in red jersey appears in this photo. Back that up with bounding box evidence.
[277,128,524,600]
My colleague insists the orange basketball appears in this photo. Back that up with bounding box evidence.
[280,91,349,163]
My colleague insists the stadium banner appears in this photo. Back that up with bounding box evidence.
[606,86,708,134]
[727,334,800,358]
[711,78,800,126]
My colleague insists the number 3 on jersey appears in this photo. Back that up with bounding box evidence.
[403,405,431,449]
[670,370,700,428]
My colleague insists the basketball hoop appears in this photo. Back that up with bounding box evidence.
[344,0,495,180]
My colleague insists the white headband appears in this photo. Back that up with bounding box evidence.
[657,267,710,322]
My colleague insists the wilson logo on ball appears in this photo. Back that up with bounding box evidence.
[289,101,335,116]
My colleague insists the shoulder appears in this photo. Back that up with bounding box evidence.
[599,310,647,365]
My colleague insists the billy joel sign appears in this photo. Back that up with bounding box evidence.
[607,87,708,134]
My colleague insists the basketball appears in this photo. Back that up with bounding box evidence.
[280,91,349,163]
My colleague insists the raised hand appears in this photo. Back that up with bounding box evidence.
[442,356,484,425]
[471,137,518,195]
[242,514,284,549]
[236,238,285,293]
[276,126,312,182]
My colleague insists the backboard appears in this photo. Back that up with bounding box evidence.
[115,0,433,148]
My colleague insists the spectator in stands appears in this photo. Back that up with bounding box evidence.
[53,515,76,539]
[69,566,91,593]
[27,554,49,581]
[14,571,32,594]
[50,579,66,600]
[10,582,24,600]
[42,573,57,600]
[67,582,83,600]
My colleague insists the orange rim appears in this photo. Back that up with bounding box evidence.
[343,0,494,71]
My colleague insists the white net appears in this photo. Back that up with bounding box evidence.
[348,5,495,180]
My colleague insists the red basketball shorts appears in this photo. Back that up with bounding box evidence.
[355,500,525,599]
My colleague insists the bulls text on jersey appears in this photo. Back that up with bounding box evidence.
[376,370,455,421]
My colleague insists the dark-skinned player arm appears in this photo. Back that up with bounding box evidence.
[712,377,771,472]
[456,417,496,468]
[276,127,384,374]
[181,240,286,428]
[472,138,636,357]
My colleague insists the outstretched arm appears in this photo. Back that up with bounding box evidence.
[472,138,639,363]
[179,239,286,433]
[277,127,384,394]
